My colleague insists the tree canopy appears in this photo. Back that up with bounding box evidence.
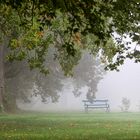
[0,0,140,73]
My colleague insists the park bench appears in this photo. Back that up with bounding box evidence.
[82,99,110,113]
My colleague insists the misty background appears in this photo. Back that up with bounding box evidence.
[18,59,140,112]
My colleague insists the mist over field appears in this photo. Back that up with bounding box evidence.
[18,59,140,112]
[98,60,140,111]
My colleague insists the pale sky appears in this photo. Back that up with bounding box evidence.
[97,59,140,111]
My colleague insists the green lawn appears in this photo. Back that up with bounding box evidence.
[0,112,140,140]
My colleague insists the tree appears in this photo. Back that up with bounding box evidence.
[0,45,4,112]
[120,97,131,112]
[33,48,65,103]
[0,1,140,111]
[0,1,140,72]
[4,61,35,112]
[4,49,104,112]
[4,48,65,112]
[72,52,105,99]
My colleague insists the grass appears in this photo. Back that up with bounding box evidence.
[0,112,140,139]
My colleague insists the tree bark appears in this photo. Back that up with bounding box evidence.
[0,45,4,112]
[3,92,19,113]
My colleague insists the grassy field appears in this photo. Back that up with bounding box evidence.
[0,112,140,140]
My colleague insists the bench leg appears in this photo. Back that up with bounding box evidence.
[85,107,88,113]
[106,106,110,112]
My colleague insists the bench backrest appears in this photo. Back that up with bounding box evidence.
[82,99,109,106]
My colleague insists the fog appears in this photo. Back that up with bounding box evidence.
[98,60,140,111]
[18,59,140,112]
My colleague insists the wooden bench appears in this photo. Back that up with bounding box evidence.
[82,99,110,112]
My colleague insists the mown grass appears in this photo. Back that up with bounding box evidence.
[0,112,140,140]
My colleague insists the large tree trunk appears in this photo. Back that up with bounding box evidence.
[0,45,4,112]
[3,92,19,113]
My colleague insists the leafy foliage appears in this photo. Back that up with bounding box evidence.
[0,0,140,73]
